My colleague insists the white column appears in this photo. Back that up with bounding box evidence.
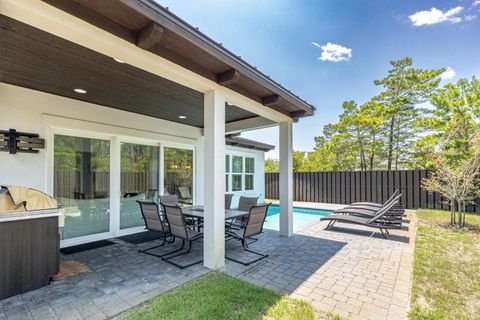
[279,121,293,236]
[203,89,226,269]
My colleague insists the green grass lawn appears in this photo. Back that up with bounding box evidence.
[410,209,480,319]
[121,272,341,320]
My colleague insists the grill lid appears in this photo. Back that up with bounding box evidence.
[0,186,58,213]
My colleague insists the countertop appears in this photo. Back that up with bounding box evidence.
[0,209,61,223]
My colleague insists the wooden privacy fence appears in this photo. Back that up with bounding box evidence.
[265,170,480,212]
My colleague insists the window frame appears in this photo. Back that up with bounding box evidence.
[225,152,255,192]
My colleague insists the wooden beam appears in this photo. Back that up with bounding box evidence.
[225,116,276,134]
[262,95,280,106]
[136,21,164,50]
[217,69,239,86]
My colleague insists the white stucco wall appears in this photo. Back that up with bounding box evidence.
[0,83,266,206]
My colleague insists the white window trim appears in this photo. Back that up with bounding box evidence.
[225,151,256,193]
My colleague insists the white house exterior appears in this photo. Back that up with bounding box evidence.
[0,0,315,269]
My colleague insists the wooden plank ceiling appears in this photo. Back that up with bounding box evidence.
[41,0,315,118]
[0,14,258,128]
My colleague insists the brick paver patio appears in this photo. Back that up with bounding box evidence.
[0,210,415,320]
[225,211,415,320]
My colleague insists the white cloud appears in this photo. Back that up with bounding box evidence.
[473,0,480,7]
[312,42,352,62]
[409,6,463,26]
[441,67,456,80]
[465,14,477,21]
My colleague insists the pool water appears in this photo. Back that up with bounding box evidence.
[264,204,332,231]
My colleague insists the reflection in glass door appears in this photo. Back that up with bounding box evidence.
[164,147,193,205]
[54,134,110,240]
[120,143,159,229]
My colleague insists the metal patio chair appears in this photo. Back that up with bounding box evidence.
[225,203,270,266]
[136,201,174,257]
[161,204,203,268]
[229,196,259,230]
[225,193,234,209]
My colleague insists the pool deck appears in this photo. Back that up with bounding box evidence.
[268,200,347,211]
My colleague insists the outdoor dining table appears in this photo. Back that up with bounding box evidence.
[182,205,249,220]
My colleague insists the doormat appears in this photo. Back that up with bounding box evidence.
[60,239,115,255]
[52,260,90,281]
[119,231,162,244]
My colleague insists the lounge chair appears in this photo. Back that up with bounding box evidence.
[320,198,402,238]
[161,204,203,268]
[348,190,400,209]
[136,201,174,257]
[226,203,270,265]
[334,194,404,220]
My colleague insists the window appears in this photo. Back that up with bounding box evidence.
[245,157,255,190]
[225,155,230,192]
[54,134,110,240]
[225,154,255,192]
[232,156,243,191]
[164,147,194,205]
[120,143,159,229]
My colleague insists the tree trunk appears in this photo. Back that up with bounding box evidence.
[450,201,455,225]
[387,117,395,171]
[369,134,376,170]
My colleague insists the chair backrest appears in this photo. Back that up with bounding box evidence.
[178,187,192,199]
[243,204,270,238]
[225,194,234,209]
[137,201,165,233]
[160,195,180,206]
[163,204,188,239]
[368,195,401,224]
[384,190,400,205]
[238,196,259,211]
[146,189,157,200]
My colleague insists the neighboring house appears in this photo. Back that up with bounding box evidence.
[0,0,314,268]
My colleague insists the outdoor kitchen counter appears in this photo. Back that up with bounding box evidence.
[0,208,61,222]
[0,209,60,300]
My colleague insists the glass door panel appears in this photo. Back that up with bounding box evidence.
[54,134,110,240]
[164,147,193,205]
[120,143,159,229]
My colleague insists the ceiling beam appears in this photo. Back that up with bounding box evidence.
[225,116,276,135]
[136,21,164,50]
[262,94,280,106]
[217,69,239,86]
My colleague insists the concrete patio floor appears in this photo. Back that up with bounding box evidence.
[0,209,415,320]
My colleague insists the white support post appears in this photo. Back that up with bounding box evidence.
[203,89,226,269]
[279,121,293,236]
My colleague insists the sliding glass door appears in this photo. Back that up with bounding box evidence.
[164,147,194,205]
[54,134,110,240]
[120,142,159,229]
[53,132,195,244]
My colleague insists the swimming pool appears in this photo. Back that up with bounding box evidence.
[264,204,332,231]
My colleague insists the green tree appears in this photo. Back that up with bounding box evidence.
[264,158,279,173]
[373,57,444,170]
[414,77,480,167]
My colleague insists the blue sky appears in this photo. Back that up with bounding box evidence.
[158,0,480,159]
